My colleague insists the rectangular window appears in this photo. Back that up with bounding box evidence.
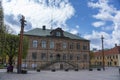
[49,53,53,60]
[63,54,67,60]
[32,40,38,48]
[69,54,73,60]
[76,43,80,50]
[41,40,46,48]
[70,43,74,49]
[50,41,54,49]
[77,54,80,60]
[56,32,61,36]
[63,42,67,49]
[32,52,37,60]
[41,53,46,60]
[83,45,87,50]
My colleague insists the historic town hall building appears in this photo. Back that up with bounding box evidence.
[23,26,90,70]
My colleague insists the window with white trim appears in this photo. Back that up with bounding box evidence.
[32,40,38,48]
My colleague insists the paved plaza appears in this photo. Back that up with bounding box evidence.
[0,67,120,80]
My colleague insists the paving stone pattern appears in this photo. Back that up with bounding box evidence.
[0,67,120,80]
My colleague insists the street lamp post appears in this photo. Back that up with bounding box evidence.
[17,15,26,73]
[101,35,105,71]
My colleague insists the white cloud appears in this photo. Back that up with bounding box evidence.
[101,26,113,31]
[2,0,75,34]
[70,29,78,35]
[92,21,105,27]
[87,0,120,50]
[84,30,113,50]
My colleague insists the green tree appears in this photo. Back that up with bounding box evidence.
[4,34,28,66]
[0,25,6,64]
[4,34,19,65]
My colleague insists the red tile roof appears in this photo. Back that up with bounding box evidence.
[94,46,120,56]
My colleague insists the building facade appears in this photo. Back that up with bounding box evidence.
[91,44,120,67]
[23,26,90,70]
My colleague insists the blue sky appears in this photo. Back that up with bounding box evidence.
[2,0,120,50]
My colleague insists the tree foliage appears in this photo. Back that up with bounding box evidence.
[4,34,19,65]
[0,25,29,66]
[0,25,6,64]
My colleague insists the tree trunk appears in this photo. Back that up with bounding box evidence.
[9,57,13,66]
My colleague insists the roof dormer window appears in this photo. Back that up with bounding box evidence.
[56,31,61,37]
[50,28,64,37]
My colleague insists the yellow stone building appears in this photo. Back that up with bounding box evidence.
[91,44,120,67]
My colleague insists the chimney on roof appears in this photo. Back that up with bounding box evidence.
[42,25,46,30]
[115,43,117,47]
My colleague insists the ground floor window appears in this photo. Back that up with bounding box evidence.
[41,53,46,60]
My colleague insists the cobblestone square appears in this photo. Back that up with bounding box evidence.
[0,67,120,80]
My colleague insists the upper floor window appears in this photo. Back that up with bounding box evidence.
[32,40,38,48]
[56,31,61,36]
[50,41,54,49]
[41,40,46,48]
[83,45,88,50]
[63,42,67,49]
[70,43,74,49]
[76,43,80,50]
